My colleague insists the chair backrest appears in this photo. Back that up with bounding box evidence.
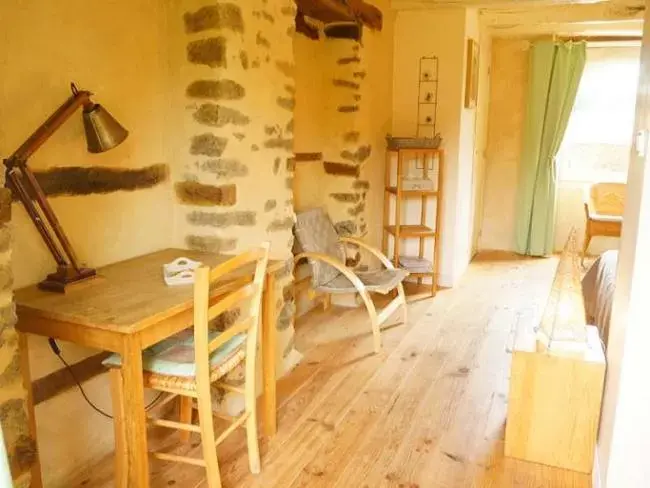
[294,208,346,287]
[587,183,626,217]
[192,243,270,384]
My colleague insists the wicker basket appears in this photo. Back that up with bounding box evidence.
[386,134,442,151]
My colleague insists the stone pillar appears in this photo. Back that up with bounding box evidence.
[321,38,371,262]
[0,189,36,488]
[171,0,301,412]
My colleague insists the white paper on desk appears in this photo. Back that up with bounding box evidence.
[163,257,202,286]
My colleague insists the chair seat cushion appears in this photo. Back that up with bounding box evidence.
[317,268,409,295]
[102,329,246,378]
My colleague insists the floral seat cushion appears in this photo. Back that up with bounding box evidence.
[102,329,246,378]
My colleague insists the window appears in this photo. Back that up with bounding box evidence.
[557,45,641,182]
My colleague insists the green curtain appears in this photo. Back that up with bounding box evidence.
[515,41,586,256]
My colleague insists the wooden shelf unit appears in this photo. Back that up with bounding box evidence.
[382,147,444,296]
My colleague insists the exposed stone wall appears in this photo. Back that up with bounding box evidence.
[170,0,301,407]
[294,11,395,270]
[322,38,371,241]
[0,189,34,488]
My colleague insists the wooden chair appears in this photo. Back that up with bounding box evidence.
[104,243,270,488]
[294,208,409,353]
[583,182,625,264]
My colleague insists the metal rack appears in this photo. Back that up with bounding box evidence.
[416,56,439,139]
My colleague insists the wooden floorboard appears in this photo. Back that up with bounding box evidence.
[67,253,592,488]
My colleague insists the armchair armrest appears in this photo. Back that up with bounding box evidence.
[339,237,395,270]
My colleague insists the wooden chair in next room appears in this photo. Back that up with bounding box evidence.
[103,243,270,488]
[294,208,409,353]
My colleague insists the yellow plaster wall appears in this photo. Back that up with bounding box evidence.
[0,1,174,289]
[0,1,174,485]
[480,39,529,253]
[470,24,493,254]
[363,6,397,250]
[392,7,484,286]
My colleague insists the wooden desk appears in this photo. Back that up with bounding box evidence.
[15,249,283,487]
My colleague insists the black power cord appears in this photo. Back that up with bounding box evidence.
[48,338,163,419]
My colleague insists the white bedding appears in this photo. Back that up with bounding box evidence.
[582,250,618,347]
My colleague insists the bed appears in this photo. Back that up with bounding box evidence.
[582,250,618,347]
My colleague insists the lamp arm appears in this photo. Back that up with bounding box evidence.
[2,86,93,274]
[5,89,92,166]
[5,169,68,267]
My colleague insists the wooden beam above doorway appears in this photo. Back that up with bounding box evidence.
[294,0,383,31]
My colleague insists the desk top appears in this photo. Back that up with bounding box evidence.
[15,248,284,333]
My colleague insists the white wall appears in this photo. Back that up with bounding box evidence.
[392,8,482,286]
[598,2,650,485]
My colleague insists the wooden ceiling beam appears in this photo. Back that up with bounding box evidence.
[294,0,383,30]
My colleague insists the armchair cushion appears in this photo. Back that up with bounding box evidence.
[295,208,346,287]
[318,268,409,295]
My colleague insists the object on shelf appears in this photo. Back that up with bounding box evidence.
[402,178,434,191]
[163,257,202,286]
[385,134,442,150]
[399,255,433,273]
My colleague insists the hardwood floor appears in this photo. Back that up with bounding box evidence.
[70,252,593,487]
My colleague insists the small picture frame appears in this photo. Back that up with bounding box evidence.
[465,39,479,109]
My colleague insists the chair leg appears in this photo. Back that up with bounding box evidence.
[109,368,127,488]
[358,290,381,353]
[582,228,592,266]
[179,396,193,443]
[245,405,261,474]
[245,344,261,473]
[196,388,222,488]
[397,283,408,326]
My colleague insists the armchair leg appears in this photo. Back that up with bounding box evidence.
[397,283,408,326]
[358,291,381,353]
[322,293,331,311]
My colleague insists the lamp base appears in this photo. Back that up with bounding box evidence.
[38,266,97,293]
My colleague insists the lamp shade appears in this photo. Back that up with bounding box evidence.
[82,104,128,153]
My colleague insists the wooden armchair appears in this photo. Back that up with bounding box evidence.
[294,208,409,353]
[582,183,625,263]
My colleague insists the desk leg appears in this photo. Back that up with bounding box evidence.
[120,337,149,487]
[18,333,43,488]
[262,272,277,437]
[109,368,127,488]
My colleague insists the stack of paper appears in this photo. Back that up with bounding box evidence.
[399,255,432,273]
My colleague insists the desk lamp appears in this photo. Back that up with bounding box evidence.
[3,83,128,292]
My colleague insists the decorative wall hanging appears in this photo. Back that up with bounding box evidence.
[417,55,439,139]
